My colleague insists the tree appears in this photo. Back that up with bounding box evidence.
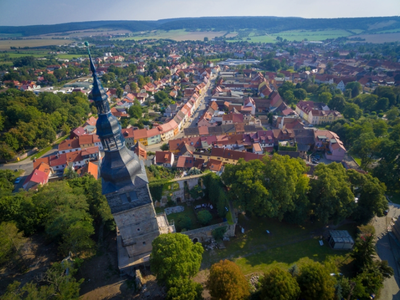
[309,163,355,224]
[130,82,138,92]
[197,210,212,225]
[351,233,376,272]
[154,91,170,104]
[2,261,83,300]
[189,185,203,200]
[297,261,335,300]
[260,268,300,300]
[328,95,346,112]
[350,132,380,169]
[222,159,269,215]
[150,233,203,286]
[166,278,203,300]
[0,222,27,266]
[343,102,362,119]
[293,88,307,100]
[318,92,332,104]
[386,107,399,120]
[179,71,186,79]
[160,143,169,151]
[116,87,124,98]
[283,90,296,104]
[345,82,362,98]
[128,103,142,119]
[206,260,250,300]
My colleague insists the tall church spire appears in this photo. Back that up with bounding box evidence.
[86,42,147,195]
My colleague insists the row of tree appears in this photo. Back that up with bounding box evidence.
[149,229,393,300]
[222,154,387,225]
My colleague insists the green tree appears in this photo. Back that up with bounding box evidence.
[343,102,362,119]
[345,82,362,98]
[197,210,212,225]
[206,260,250,300]
[128,103,143,119]
[293,88,307,100]
[260,268,300,300]
[350,132,380,169]
[161,143,169,151]
[189,185,203,200]
[309,163,355,224]
[116,87,124,98]
[297,261,336,300]
[150,233,203,286]
[130,82,138,92]
[318,92,332,104]
[328,95,346,112]
[0,222,27,266]
[386,107,399,120]
[351,233,376,272]
[283,90,296,104]
[166,278,203,300]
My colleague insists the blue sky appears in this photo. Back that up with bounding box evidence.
[0,0,399,26]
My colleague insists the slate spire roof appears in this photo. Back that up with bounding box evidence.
[87,43,148,194]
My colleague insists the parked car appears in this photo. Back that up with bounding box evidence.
[14,178,21,184]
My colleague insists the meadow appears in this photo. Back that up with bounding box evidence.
[0,39,72,50]
[114,30,228,41]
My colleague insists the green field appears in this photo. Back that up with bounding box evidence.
[376,28,400,34]
[0,51,84,60]
[228,29,355,43]
[114,29,228,41]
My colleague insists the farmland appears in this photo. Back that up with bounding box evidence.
[114,29,228,41]
[352,32,400,43]
[0,39,72,50]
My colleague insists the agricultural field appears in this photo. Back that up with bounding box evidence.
[0,39,72,50]
[350,32,400,43]
[0,51,84,60]
[114,30,228,41]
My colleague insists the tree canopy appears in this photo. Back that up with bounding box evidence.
[206,259,250,300]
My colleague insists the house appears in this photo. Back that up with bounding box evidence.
[133,129,149,146]
[252,143,263,154]
[23,162,52,190]
[133,141,147,160]
[154,151,174,168]
[296,101,342,125]
[206,158,223,173]
[70,127,86,139]
[222,113,244,125]
[77,161,99,179]
[121,127,135,148]
[147,128,162,145]
[314,130,346,161]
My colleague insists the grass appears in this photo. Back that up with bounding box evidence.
[158,200,224,232]
[201,214,354,276]
[0,39,72,51]
[0,52,84,60]
[353,156,362,166]
[30,146,53,160]
[113,30,228,41]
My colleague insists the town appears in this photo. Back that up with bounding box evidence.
[1,15,400,300]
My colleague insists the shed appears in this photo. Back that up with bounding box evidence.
[328,230,354,250]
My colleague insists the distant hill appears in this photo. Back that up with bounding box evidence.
[1,16,400,37]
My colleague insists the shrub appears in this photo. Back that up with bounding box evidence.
[197,210,213,226]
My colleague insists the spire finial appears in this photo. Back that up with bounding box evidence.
[85,41,97,75]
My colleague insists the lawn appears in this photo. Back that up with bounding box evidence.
[160,200,224,232]
[201,214,354,276]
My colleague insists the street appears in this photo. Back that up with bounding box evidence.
[374,204,400,300]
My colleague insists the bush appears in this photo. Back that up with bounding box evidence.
[177,215,192,231]
[212,226,227,241]
[197,210,213,226]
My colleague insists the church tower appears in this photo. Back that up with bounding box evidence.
[87,44,171,269]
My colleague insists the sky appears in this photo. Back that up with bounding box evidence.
[0,0,399,26]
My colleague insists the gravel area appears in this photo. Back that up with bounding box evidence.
[164,206,184,215]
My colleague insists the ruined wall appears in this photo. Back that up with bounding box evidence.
[155,174,205,207]
[183,222,236,243]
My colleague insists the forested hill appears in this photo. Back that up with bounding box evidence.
[1,16,400,36]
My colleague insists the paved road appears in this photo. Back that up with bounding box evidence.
[146,77,215,152]
[374,204,400,300]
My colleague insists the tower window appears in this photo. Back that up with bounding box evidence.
[143,241,146,245]
[137,228,140,231]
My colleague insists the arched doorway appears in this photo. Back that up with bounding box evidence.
[192,238,199,243]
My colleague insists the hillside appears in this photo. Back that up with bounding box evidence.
[1,16,400,37]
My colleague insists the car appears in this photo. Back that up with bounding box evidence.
[384,209,389,216]
[14,178,21,184]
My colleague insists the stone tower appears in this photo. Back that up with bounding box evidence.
[87,45,173,270]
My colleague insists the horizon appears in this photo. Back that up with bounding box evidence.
[0,0,399,26]
[2,15,400,28]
